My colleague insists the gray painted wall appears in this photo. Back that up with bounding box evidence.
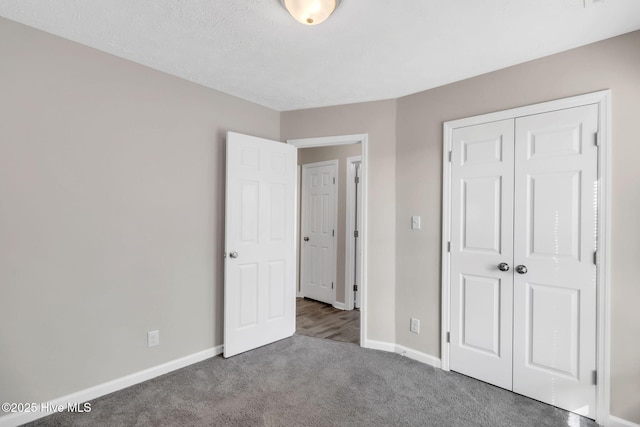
[0,17,279,405]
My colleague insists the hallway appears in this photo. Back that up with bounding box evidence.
[295,298,360,345]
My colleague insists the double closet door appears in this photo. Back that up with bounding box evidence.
[449,104,598,418]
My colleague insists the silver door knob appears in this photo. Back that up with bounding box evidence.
[229,251,239,259]
[498,263,510,272]
[515,265,527,274]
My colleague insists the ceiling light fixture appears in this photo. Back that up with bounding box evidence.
[283,0,339,26]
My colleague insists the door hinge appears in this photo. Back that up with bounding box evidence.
[593,250,597,265]
[353,284,358,291]
[446,332,450,343]
[332,229,335,237]
[355,176,360,184]
[595,132,599,147]
[592,370,597,386]
[447,241,451,252]
[448,150,452,162]
[333,177,336,184]
[331,282,334,289]
[354,230,359,238]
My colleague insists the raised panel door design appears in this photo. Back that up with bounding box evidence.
[460,275,501,357]
[513,104,598,418]
[463,136,503,165]
[462,177,502,253]
[241,148,260,169]
[527,125,582,159]
[449,103,598,419]
[526,283,580,378]
[240,181,259,243]
[449,119,514,391]
[224,132,296,358]
[238,264,258,328]
[271,152,286,172]
[301,162,337,305]
[270,183,286,241]
[528,172,582,260]
[267,261,286,320]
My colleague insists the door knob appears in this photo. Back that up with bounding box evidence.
[515,265,528,274]
[498,263,510,272]
[304,237,309,241]
[229,251,239,258]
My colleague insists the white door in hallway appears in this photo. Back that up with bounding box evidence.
[301,161,337,305]
[449,105,598,418]
[224,132,297,358]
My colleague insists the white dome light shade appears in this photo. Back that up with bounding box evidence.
[283,0,337,25]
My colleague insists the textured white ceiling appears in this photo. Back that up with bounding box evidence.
[1,0,640,111]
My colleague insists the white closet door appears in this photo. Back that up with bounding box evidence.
[449,119,515,390]
[512,105,598,418]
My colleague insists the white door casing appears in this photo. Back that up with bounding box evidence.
[449,119,515,390]
[346,156,363,310]
[301,161,338,305]
[443,92,609,423]
[512,105,598,418]
[224,132,297,358]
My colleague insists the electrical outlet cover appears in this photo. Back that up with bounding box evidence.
[147,330,160,348]
[410,318,420,334]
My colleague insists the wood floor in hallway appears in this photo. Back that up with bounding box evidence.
[296,297,360,345]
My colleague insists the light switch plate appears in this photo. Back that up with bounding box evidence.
[411,215,421,230]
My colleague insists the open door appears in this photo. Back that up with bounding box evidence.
[224,132,297,358]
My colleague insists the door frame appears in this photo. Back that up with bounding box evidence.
[288,134,368,346]
[345,155,363,310]
[440,90,611,424]
[300,159,339,305]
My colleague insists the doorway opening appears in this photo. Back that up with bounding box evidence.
[288,134,367,346]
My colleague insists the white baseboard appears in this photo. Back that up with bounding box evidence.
[333,302,346,310]
[363,339,441,368]
[395,344,442,368]
[608,415,640,427]
[363,338,397,353]
[0,345,222,427]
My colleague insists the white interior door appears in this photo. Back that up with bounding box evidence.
[512,105,598,418]
[301,161,337,304]
[224,132,297,358]
[448,104,598,418]
[449,119,515,390]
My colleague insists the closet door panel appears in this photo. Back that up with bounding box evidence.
[512,105,598,418]
[449,119,515,390]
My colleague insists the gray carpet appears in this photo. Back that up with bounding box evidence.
[26,335,597,426]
